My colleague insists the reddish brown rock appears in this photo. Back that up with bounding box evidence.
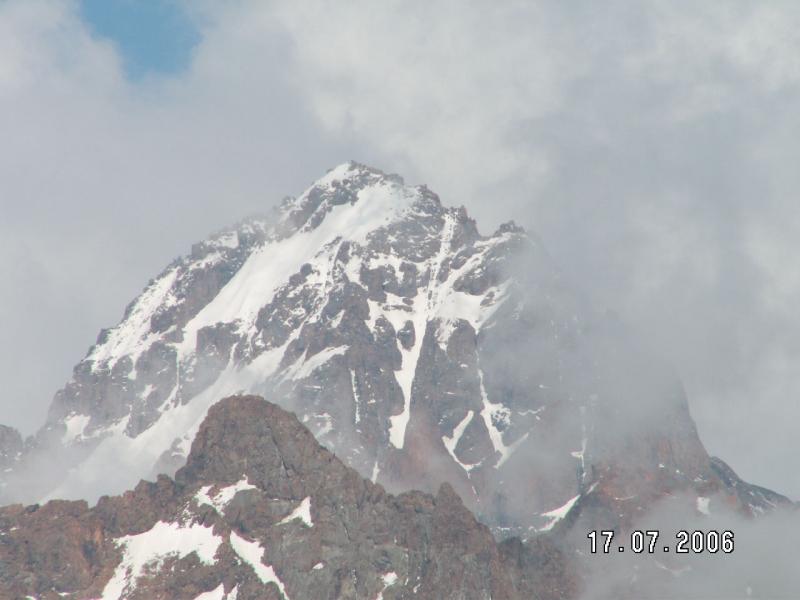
[0,396,578,600]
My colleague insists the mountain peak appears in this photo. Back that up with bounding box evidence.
[0,394,576,600]
[275,161,418,237]
[175,395,353,498]
[322,160,404,187]
[4,162,786,557]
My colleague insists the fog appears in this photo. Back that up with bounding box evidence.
[572,494,800,599]
[1,0,799,577]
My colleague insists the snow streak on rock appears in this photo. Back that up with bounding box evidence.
[195,478,257,515]
[277,496,313,527]
[229,531,290,599]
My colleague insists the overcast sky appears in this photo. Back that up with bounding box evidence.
[1,0,799,499]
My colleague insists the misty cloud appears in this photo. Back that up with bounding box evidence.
[573,495,800,599]
[266,1,800,499]
[1,0,800,510]
[0,0,355,432]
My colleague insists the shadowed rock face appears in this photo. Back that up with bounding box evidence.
[0,424,22,471]
[0,395,578,600]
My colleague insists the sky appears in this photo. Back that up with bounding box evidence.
[78,0,199,79]
[1,0,799,499]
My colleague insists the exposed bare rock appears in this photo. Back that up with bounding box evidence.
[0,424,22,470]
[0,395,578,600]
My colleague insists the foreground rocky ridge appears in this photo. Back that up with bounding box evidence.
[0,395,576,600]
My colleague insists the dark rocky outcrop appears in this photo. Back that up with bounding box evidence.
[0,396,578,600]
[0,424,22,470]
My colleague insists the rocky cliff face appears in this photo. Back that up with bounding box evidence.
[1,162,791,539]
[0,424,22,471]
[0,395,577,600]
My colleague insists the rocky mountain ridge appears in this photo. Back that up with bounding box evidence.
[0,162,792,542]
[0,395,576,600]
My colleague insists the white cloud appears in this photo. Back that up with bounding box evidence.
[0,0,352,432]
[1,0,800,499]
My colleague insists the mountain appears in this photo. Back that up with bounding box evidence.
[1,162,791,539]
[0,395,576,599]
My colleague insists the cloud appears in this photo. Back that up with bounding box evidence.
[574,496,800,599]
[0,0,353,432]
[1,0,799,502]
[254,0,800,499]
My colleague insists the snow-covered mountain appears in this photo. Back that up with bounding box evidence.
[1,162,791,537]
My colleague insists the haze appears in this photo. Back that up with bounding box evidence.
[1,0,799,503]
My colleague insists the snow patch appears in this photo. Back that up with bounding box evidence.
[90,267,179,371]
[229,531,290,599]
[477,367,524,468]
[435,318,458,348]
[572,405,588,480]
[282,346,347,381]
[351,369,361,424]
[195,478,257,515]
[62,414,90,444]
[101,521,221,599]
[538,494,581,532]
[278,496,313,527]
[375,571,399,600]
[436,282,509,332]
[192,584,225,600]
[442,410,479,472]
